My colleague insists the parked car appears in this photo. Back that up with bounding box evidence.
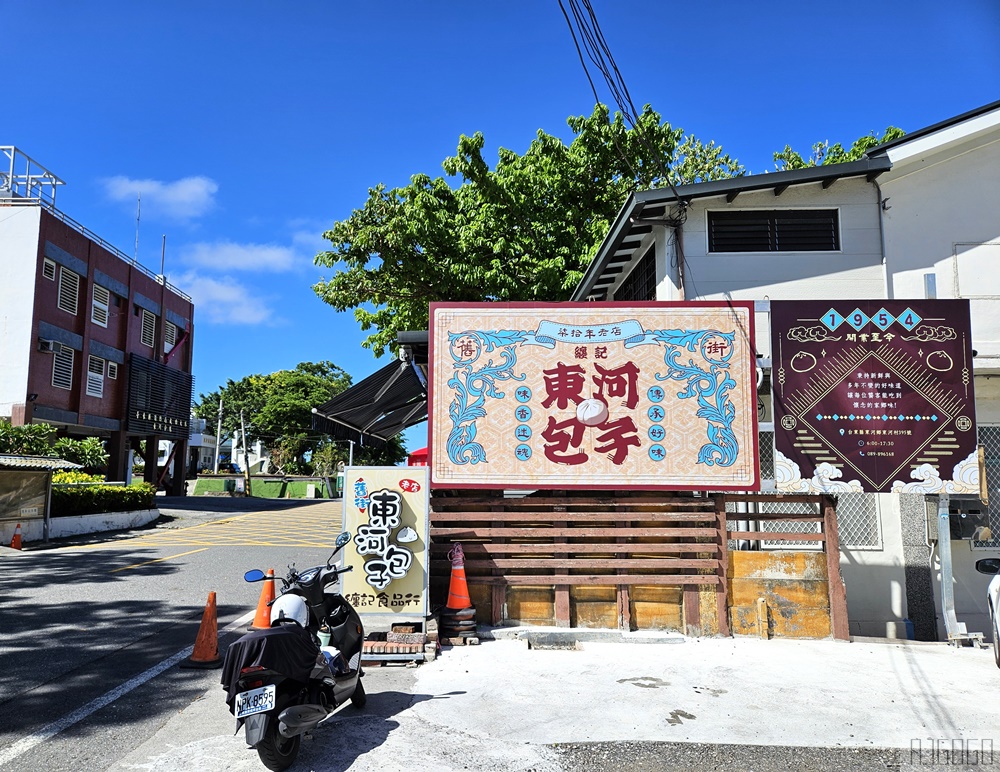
[975,558,1000,668]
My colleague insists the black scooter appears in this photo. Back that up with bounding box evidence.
[221,532,366,771]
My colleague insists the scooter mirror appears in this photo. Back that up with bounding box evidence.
[244,569,267,582]
[336,531,351,549]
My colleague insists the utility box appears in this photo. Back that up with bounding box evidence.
[949,499,991,541]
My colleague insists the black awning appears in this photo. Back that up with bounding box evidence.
[311,357,427,447]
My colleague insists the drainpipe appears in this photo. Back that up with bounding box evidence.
[937,494,965,644]
[873,179,891,300]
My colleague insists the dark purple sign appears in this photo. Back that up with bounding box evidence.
[770,300,978,494]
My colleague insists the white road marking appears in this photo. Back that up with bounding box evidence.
[0,611,255,767]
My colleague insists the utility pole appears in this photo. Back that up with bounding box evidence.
[213,398,223,474]
[240,409,252,496]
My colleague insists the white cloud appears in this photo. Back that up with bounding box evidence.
[178,241,301,272]
[172,271,282,326]
[292,228,329,257]
[102,175,218,220]
[288,217,331,257]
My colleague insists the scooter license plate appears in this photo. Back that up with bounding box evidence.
[235,685,275,719]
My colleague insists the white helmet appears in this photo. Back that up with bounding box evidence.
[270,594,309,628]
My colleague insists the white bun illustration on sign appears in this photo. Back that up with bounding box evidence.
[790,351,817,373]
[397,526,419,543]
[925,350,954,372]
[576,398,609,427]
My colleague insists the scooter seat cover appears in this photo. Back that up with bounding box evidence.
[221,626,319,708]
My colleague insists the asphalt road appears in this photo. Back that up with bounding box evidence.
[0,496,351,772]
[4,496,998,772]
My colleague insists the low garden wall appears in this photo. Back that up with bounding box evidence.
[2,477,160,547]
[1,508,160,545]
[192,475,334,499]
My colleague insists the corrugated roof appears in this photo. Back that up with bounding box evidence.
[0,455,82,471]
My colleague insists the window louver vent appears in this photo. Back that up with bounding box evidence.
[52,347,74,390]
[92,285,110,328]
[87,355,105,398]
[58,268,80,315]
[709,210,840,252]
[164,321,177,353]
[141,309,156,348]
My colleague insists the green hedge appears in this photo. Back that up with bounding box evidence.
[192,478,231,495]
[51,483,157,518]
[191,476,329,499]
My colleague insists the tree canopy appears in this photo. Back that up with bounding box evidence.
[314,104,903,357]
[772,127,905,171]
[0,422,109,470]
[313,105,744,357]
[193,361,406,473]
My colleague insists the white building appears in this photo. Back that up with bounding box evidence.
[572,99,1000,640]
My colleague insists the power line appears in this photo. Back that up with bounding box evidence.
[557,0,685,207]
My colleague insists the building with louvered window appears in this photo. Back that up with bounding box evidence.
[0,147,195,493]
[572,100,1000,642]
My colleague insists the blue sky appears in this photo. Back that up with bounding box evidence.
[6,1,999,451]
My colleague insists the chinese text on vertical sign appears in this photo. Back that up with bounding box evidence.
[342,468,429,614]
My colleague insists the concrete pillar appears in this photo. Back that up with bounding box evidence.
[106,430,129,482]
[901,493,938,641]
[168,439,188,496]
[143,434,159,485]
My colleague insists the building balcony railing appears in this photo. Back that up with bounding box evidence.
[0,195,192,303]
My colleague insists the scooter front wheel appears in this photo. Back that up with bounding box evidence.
[256,717,301,771]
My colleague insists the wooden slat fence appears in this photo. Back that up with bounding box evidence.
[429,491,729,634]
[429,490,847,639]
[723,493,849,641]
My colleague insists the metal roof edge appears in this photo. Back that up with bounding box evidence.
[571,157,891,301]
[570,191,640,301]
[865,98,1000,156]
[0,454,82,470]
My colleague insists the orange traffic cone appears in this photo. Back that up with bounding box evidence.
[180,591,223,669]
[249,569,276,630]
[9,523,22,550]
[446,543,472,610]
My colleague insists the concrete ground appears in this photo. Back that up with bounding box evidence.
[108,630,999,772]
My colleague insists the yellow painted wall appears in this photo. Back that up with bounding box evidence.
[505,586,557,626]
[728,551,832,639]
[571,585,618,628]
[631,586,684,631]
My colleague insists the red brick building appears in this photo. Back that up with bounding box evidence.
[0,147,194,492]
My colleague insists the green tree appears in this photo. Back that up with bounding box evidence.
[0,422,57,455]
[0,422,108,471]
[773,127,906,171]
[193,362,406,472]
[313,104,744,356]
[53,436,109,470]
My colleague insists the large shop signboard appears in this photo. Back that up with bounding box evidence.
[770,300,979,494]
[429,302,759,491]
[341,467,429,618]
